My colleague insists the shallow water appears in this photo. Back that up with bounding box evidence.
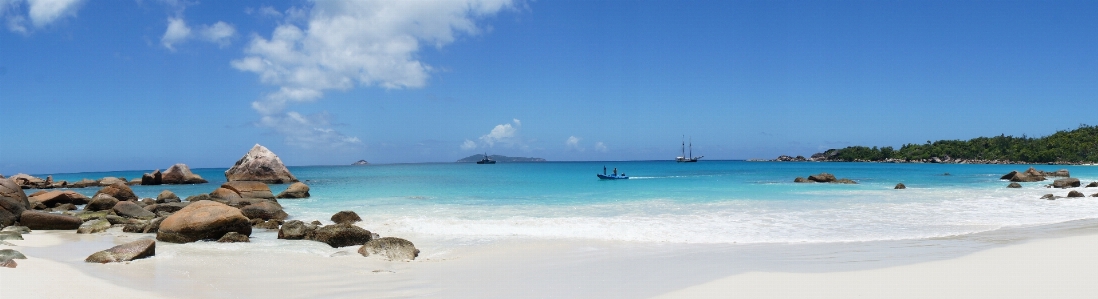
[37,161,1098,246]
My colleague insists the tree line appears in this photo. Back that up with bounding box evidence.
[822,124,1098,163]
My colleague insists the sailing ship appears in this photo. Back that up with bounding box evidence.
[676,136,703,162]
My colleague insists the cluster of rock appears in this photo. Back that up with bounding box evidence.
[140,163,208,185]
[1000,168,1098,199]
[774,155,809,162]
[793,173,857,184]
[999,167,1070,182]
[768,153,1092,165]
[277,210,419,261]
[7,174,142,190]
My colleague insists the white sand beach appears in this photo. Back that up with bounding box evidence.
[4,222,1098,299]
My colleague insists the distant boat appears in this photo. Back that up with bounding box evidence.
[476,153,496,164]
[676,136,703,162]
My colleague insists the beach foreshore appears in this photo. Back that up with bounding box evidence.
[3,219,1098,298]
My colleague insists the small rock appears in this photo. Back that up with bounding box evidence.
[185,194,212,202]
[84,194,120,212]
[252,219,282,230]
[793,177,810,183]
[1053,178,1081,189]
[113,201,156,220]
[277,220,317,240]
[0,249,27,260]
[1041,194,1055,200]
[0,231,23,240]
[276,182,311,199]
[308,223,373,248]
[1007,182,1022,188]
[217,232,250,243]
[1,226,31,233]
[123,223,147,233]
[358,237,419,261]
[77,219,111,234]
[1067,191,1085,198]
[331,211,362,224]
[143,217,166,234]
[1086,182,1098,188]
[94,182,138,202]
[85,238,156,263]
[73,210,110,222]
[807,173,836,183]
[834,178,857,184]
[239,200,287,221]
[0,258,16,268]
[894,183,906,189]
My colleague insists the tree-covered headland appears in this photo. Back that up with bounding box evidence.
[815,124,1098,164]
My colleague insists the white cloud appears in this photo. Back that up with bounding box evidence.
[161,17,236,50]
[566,136,583,151]
[595,142,609,152]
[256,6,282,18]
[233,0,514,114]
[460,139,477,150]
[478,119,522,147]
[160,17,190,50]
[1,0,84,33]
[258,111,362,149]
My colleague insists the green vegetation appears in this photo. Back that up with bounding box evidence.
[822,124,1098,163]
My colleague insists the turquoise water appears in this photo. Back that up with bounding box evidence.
[37,161,1098,244]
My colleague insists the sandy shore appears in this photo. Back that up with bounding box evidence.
[654,233,1098,299]
[3,222,1098,298]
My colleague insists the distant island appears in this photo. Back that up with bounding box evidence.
[351,160,369,165]
[457,154,546,163]
[773,124,1098,164]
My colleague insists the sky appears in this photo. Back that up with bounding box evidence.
[1,0,1096,174]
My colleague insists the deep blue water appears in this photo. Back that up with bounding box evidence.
[31,161,1098,244]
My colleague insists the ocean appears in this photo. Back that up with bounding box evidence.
[39,161,1098,246]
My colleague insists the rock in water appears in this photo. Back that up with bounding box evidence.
[894,183,906,189]
[141,170,163,185]
[352,160,369,165]
[239,201,288,221]
[793,177,810,183]
[308,223,372,248]
[85,194,119,212]
[157,190,181,203]
[221,181,275,199]
[0,178,30,226]
[807,173,836,183]
[1007,182,1022,188]
[1053,178,1081,189]
[277,220,317,240]
[1041,194,1055,200]
[217,232,250,243]
[331,211,362,224]
[29,190,90,208]
[20,211,82,230]
[95,182,138,202]
[1067,191,1085,198]
[276,182,311,199]
[156,201,252,243]
[224,144,299,184]
[85,239,156,263]
[161,163,208,184]
[358,237,420,261]
[1087,182,1098,188]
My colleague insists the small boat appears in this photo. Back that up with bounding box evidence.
[676,136,704,162]
[476,153,496,164]
[597,174,629,180]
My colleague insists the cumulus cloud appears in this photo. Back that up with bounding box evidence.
[460,139,477,150]
[160,17,236,50]
[595,142,609,152]
[566,136,583,151]
[479,119,520,147]
[1,0,85,33]
[235,0,513,149]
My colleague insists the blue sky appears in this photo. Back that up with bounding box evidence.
[2,0,1096,174]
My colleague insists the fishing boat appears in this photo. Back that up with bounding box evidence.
[476,153,496,164]
[597,166,628,179]
[676,136,704,162]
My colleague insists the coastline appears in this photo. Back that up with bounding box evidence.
[6,219,1098,298]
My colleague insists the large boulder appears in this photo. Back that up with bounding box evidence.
[97,177,126,186]
[10,174,48,189]
[1053,178,1081,189]
[0,178,30,226]
[141,170,163,185]
[71,178,98,188]
[239,200,288,221]
[358,237,419,261]
[156,190,181,203]
[20,211,82,230]
[85,239,156,263]
[161,164,208,184]
[84,194,120,212]
[29,190,90,208]
[221,181,275,199]
[277,220,317,240]
[224,144,299,184]
[113,201,156,220]
[94,182,138,202]
[276,182,311,199]
[156,201,252,243]
[308,223,372,248]
[331,211,362,224]
[807,173,837,183]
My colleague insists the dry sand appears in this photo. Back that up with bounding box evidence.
[3,223,1098,298]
